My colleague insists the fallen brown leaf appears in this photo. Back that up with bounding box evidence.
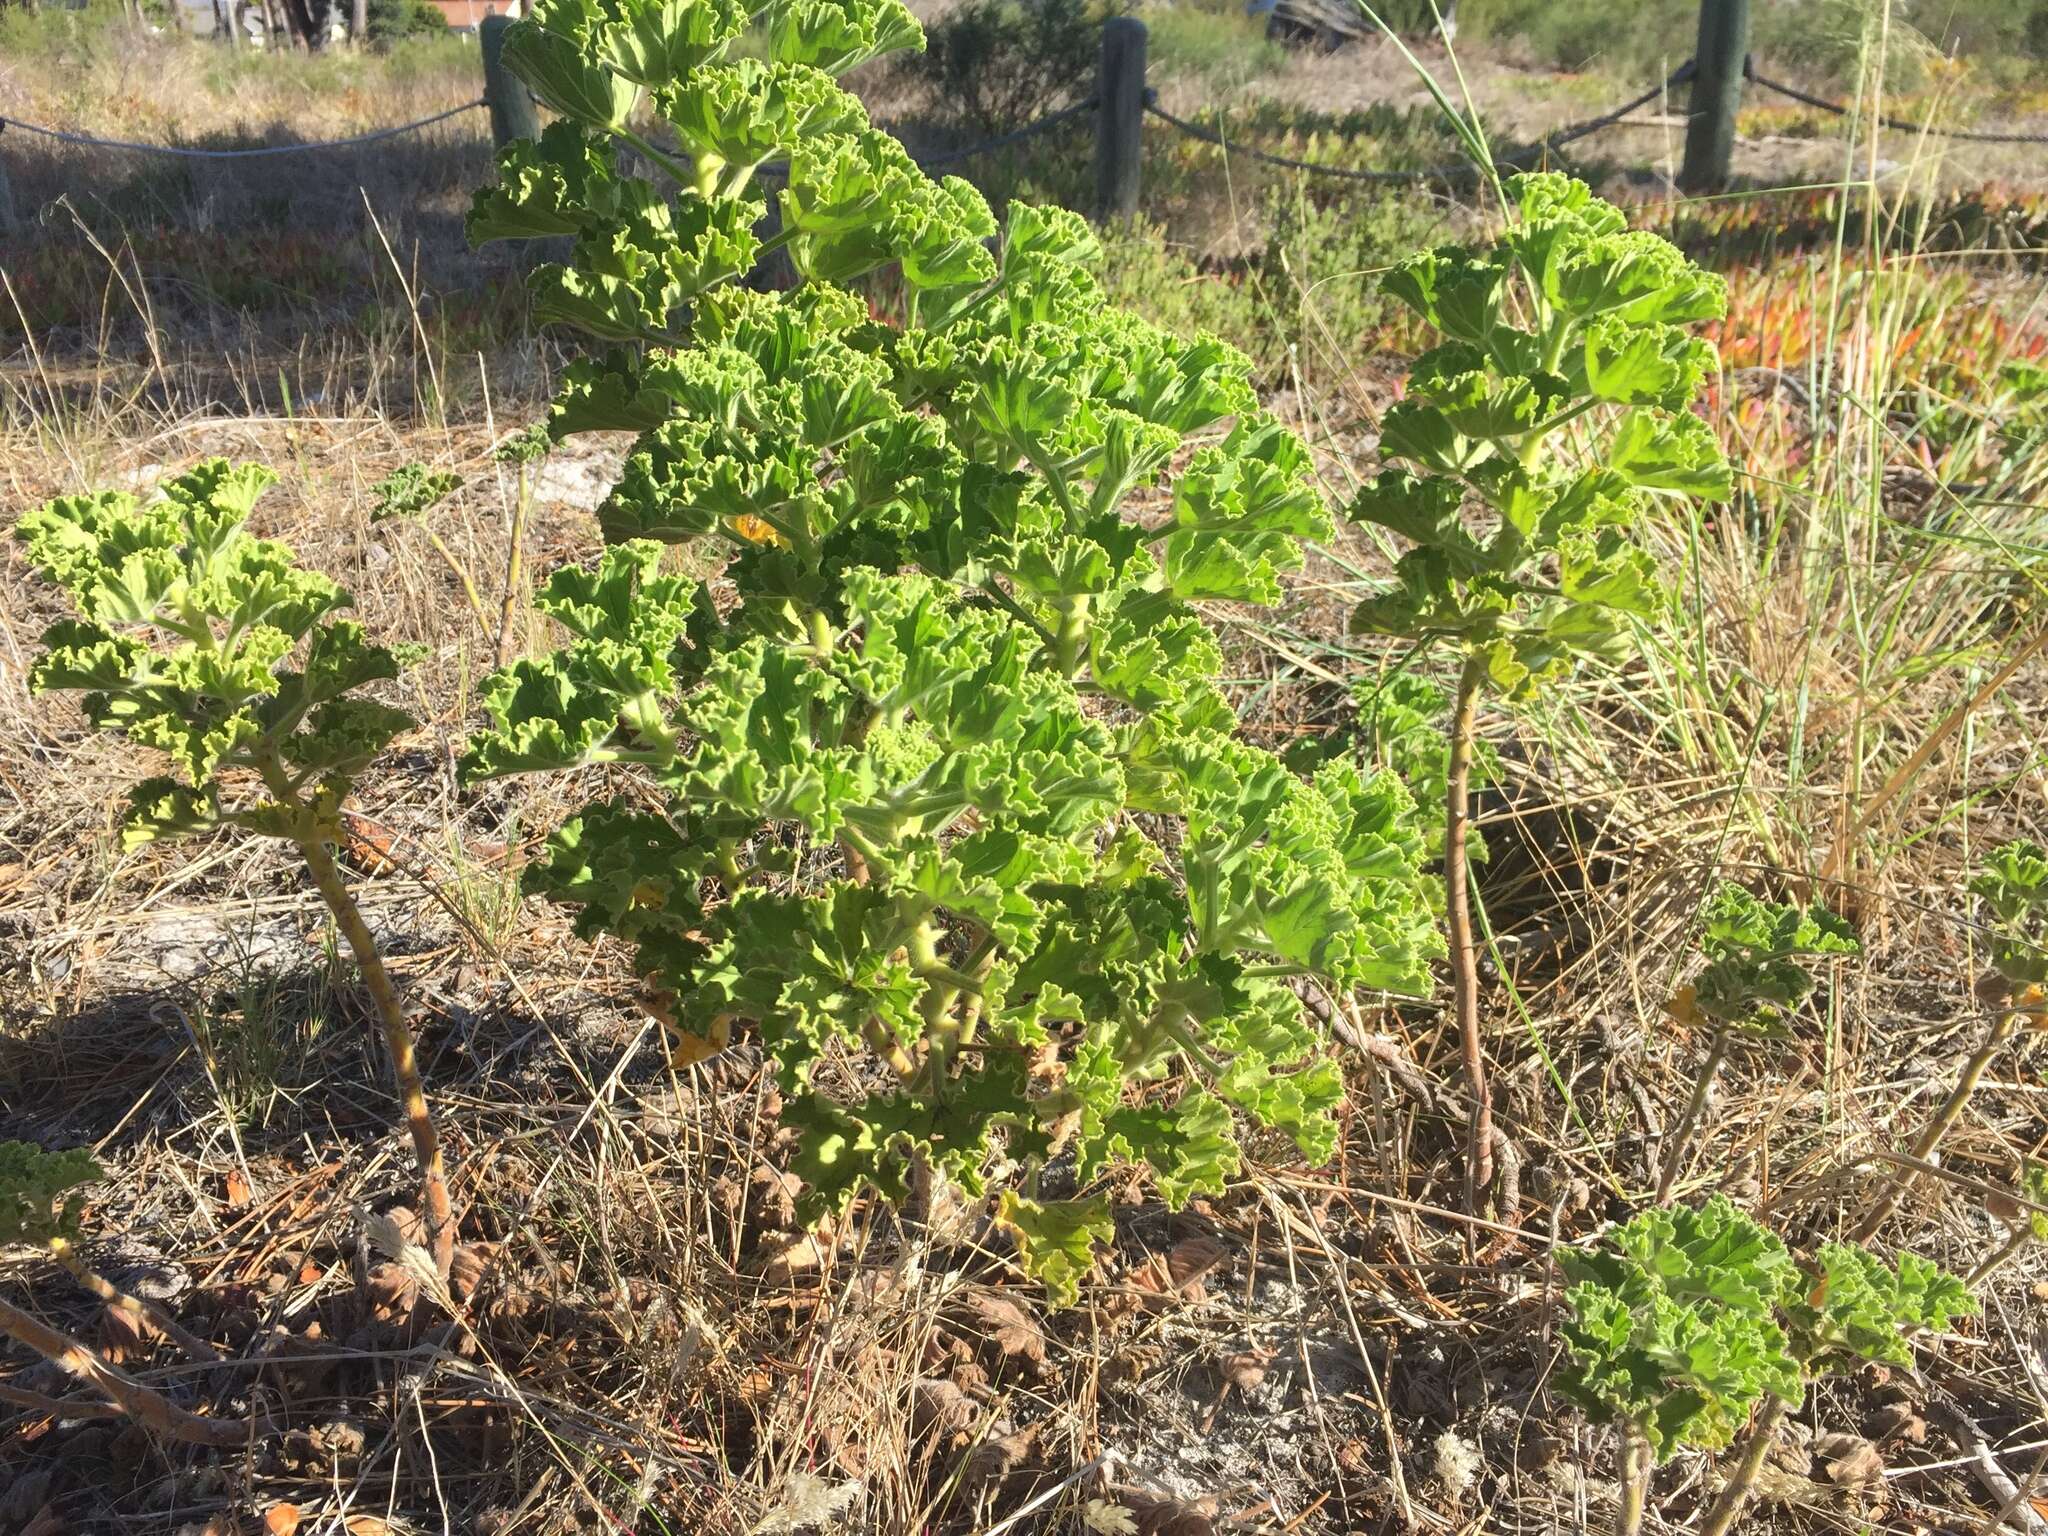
[263,1504,301,1536]
[966,1292,1045,1367]
[1165,1236,1227,1297]
[911,1377,975,1439]
[1220,1346,1275,1394]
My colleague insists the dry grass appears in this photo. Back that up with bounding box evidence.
[5,14,2048,1536]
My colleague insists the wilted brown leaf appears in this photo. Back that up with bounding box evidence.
[966,1292,1045,1366]
[1815,1432,1886,1501]
[1115,1487,1218,1536]
[962,1421,1040,1492]
[754,1230,829,1285]
[1220,1346,1274,1394]
[1165,1236,1226,1297]
[263,1504,301,1536]
[911,1377,975,1439]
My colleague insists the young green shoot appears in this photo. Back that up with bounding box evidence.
[1854,839,2048,1243]
[1655,883,1859,1204]
[368,462,492,640]
[1560,1196,1974,1536]
[1348,173,1733,1225]
[0,1142,247,1443]
[16,462,458,1277]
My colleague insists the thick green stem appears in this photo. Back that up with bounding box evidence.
[1851,1010,2019,1244]
[1697,1397,1787,1536]
[256,754,456,1278]
[1617,1423,1652,1536]
[1655,1027,1730,1205]
[1446,652,1495,1229]
[0,1294,251,1447]
[1051,593,1092,678]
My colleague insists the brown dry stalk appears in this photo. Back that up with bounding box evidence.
[1654,1028,1730,1205]
[1851,1010,2020,1244]
[1446,652,1495,1230]
[1819,625,2048,887]
[247,742,455,1278]
[297,827,457,1278]
[493,463,531,670]
[0,1294,251,1447]
[47,1236,221,1363]
[1697,1397,1788,1536]
[1618,1424,1652,1536]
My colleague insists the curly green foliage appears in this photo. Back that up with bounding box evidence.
[462,0,1441,1299]
[1687,882,1860,1036]
[369,463,462,523]
[1559,1197,1803,1461]
[1350,672,1495,870]
[0,1142,102,1248]
[17,461,416,850]
[1349,173,1732,701]
[1784,1243,1976,1369]
[1561,1198,1976,1460]
[1972,839,2048,989]
[2005,1160,2048,1243]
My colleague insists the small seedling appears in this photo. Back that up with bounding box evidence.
[1348,173,1732,1224]
[368,463,490,640]
[1560,1196,1974,1536]
[0,1142,245,1444]
[1693,1241,1975,1536]
[1854,839,2048,1242]
[1655,883,1859,1203]
[17,461,456,1275]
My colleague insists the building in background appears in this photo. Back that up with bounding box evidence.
[423,0,518,29]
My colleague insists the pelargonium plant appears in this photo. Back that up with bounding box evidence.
[460,0,1441,1299]
[1347,172,1734,1223]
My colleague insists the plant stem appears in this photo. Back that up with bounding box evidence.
[297,827,457,1277]
[1966,1225,2032,1288]
[1697,1397,1787,1536]
[1655,1027,1730,1205]
[0,1294,251,1447]
[1446,650,1495,1229]
[47,1237,221,1364]
[255,751,456,1278]
[424,528,493,640]
[1851,1010,2019,1244]
[492,461,531,670]
[1618,1423,1652,1536]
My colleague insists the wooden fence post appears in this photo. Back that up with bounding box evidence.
[1094,16,1145,224]
[0,149,17,239]
[481,13,540,150]
[1680,0,1750,193]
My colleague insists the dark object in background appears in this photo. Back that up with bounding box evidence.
[1252,0,1454,52]
[906,0,1100,134]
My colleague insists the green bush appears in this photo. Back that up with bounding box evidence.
[367,0,449,45]
[901,0,1103,133]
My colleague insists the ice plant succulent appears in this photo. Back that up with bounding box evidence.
[461,0,1439,1300]
[15,464,456,1275]
[1560,1197,1974,1536]
[1655,883,1859,1202]
[1855,839,2048,1242]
